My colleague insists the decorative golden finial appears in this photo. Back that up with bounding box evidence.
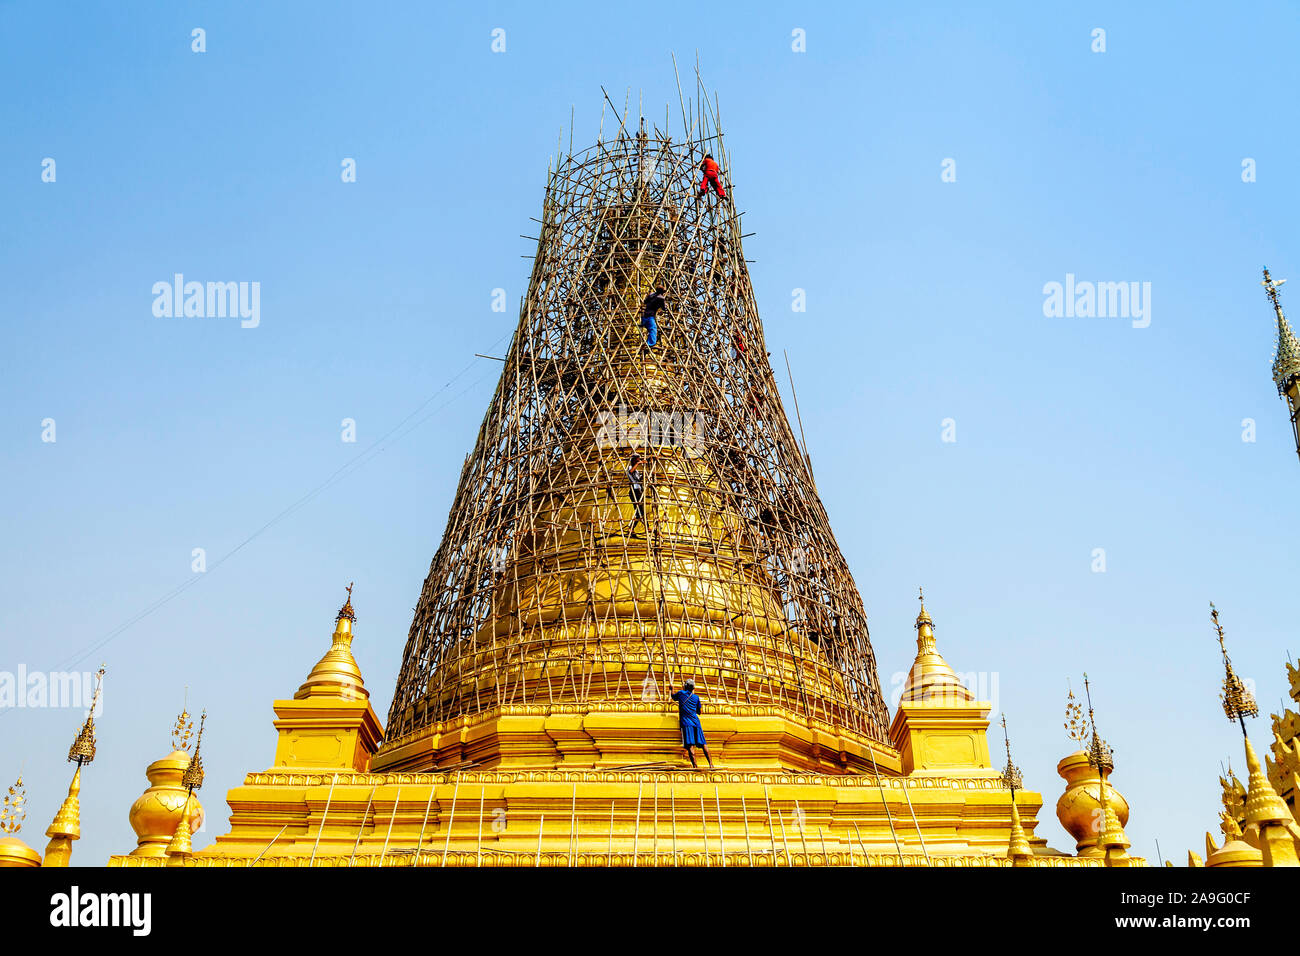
[999,714,1023,794]
[181,711,207,793]
[1082,673,1114,774]
[171,703,194,753]
[336,582,356,623]
[66,665,105,765]
[1065,681,1089,748]
[1211,602,1258,734]
[914,586,934,648]
[1,775,26,835]
[1262,268,1300,395]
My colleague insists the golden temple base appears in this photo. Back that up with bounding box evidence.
[108,767,1104,867]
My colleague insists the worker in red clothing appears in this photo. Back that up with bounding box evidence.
[697,153,727,200]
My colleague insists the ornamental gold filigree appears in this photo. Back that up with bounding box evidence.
[182,710,207,792]
[172,706,194,753]
[0,775,26,834]
[1065,682,1089,748]
[67,664,106,765]
[1211,603,1258,724]
[999,713,1022,792]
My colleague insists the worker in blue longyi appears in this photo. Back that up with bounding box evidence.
[670,678,714,769]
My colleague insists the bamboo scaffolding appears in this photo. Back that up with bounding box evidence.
[386,89,890,757]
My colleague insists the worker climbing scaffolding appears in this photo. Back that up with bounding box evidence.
[640,285,667,348]
[627,452,648,535]
[697,152,727,200]
[671,679,714,769]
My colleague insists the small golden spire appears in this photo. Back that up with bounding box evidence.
[296,585,370,701]
[66,665,105,765]
[1000,715,1032,864]
[898,589,972,703]
[46,669,106,867]
[0,775,26,835]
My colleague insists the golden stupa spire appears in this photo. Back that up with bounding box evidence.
[167,709,207,865]
[899,588,972,703]
[1263,268,1300,395]
[1081,673,1131,864]
[43,664,105,867]
[1208,603,1298,866]
[1262,268,1300,465]
[296,583,369,701]
[999,714,1031,864]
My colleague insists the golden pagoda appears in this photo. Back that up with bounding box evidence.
[92,102,1150,867]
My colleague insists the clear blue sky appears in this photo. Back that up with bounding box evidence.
[3,1,1298,865]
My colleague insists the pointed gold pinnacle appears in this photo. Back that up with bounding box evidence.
[999,714,1023,794]
[1082,673,1114,775]
[337,582,356,623]
[181,710,207,792]
[1210,602,1258,728]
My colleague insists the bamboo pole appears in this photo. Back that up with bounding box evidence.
[379,785,401,868]
[794,799,809,860]
[347,786,375,867]
[763,785,779,866]
[740,792,754,867]
[633,778,643,866]
[699,793,709,866]
[250,824,290,867]
[476,787,485,868]
[900,777,932,866]
[441,776,460,867]
[867,746,905,866]
[416,783,437,864]
[309,773,337,867]
[714,785,726,867]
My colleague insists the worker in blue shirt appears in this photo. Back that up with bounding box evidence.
[670,678,714,769]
